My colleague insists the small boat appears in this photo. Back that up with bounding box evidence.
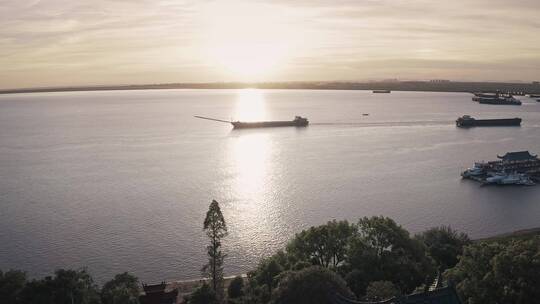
[529,94,540,98]
[373,90,391,93]
[473,92,498,98]
[362,113,369,116]
[461,162,486,177]
[537,99,540,102]
[195,115,309,129]
[484,172,507,184]
[456,115,521,127]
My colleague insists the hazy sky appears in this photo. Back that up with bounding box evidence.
[1,0,540,88]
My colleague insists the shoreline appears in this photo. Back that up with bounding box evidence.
[1,81,540,95]
[160,226,540,295]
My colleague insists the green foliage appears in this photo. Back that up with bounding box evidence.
[271,266,355,304]
[287,220,355,268]
[445,238,540,304]
[364,281,400,302]
[416,226,471,271]
[227,276,244,299]
[252,258,283,293]
[0,269,27,304]
[20,269,100,304]
[188,283,218,304]
[101,272,139,304]
[203,199,228,299]
[345,216,435,294]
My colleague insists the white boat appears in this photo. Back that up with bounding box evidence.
[461,162,486,177]
[485,172,506,184]
[499,173,521,184]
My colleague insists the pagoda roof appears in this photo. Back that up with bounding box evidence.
[497,151,538,161]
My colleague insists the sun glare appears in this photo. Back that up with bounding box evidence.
[199,1,297,80]
[234,89,267,121]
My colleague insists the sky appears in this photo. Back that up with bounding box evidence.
[1,0,540,89]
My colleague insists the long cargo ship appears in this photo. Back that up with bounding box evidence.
[195,115,309,129]
[456,115,521,127]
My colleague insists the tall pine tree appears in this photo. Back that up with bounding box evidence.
[202,200,228,301]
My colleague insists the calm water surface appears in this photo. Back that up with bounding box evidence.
[1,89,540,283]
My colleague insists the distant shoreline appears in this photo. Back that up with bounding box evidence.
[1,81,540,95]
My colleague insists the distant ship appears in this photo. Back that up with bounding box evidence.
[529,94,540,98]
[195,116,309,129]
[456,115,521,127]
[478,97,521,105]
[373,90,391,93]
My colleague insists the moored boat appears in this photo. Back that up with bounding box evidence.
[478,96,521,105]
[373,90,391,93]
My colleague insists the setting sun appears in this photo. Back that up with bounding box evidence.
[199,1,297,80]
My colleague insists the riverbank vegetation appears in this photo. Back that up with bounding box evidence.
[2,201,539,304]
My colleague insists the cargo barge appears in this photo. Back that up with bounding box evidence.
[195,115,309,129]
[461,151,540,186]
[456,115,521,127]
[373,90,391,93]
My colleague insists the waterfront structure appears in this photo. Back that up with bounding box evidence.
[461,151,540,185]
[140,282,179,304]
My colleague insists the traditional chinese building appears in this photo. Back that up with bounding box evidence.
[490,151,540,173]
[140,282,179,304]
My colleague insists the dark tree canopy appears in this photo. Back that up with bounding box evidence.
[203,200,228,300]
[188,283,218,304]
[20,269,100,304]
[364,281,400,302]
[101,272,140,304]
[416,226,471,271]
[0,269,27,304]
[345,216,435,294]
[445,238,540,304]
[271,266,355,304]
[287,220,355,268]
[227,276,244,299]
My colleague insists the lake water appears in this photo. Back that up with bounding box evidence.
[1,89,540,283]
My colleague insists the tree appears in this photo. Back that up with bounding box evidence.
[415,226,471,271]
[227,276,244,299]
[0,269,27,304]
[364,281,400,302]
[445,238,540,304]
[203,200,228,301]
[188,283,218,304]
[253,258,283,293]
[271,266,355,304]
[20,268,100,304]
[346,216,435,294]
[287,220,355,268]
[101,272,140,304]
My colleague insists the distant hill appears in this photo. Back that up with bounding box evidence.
[476,227,540,243]
[1,81,540,94]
